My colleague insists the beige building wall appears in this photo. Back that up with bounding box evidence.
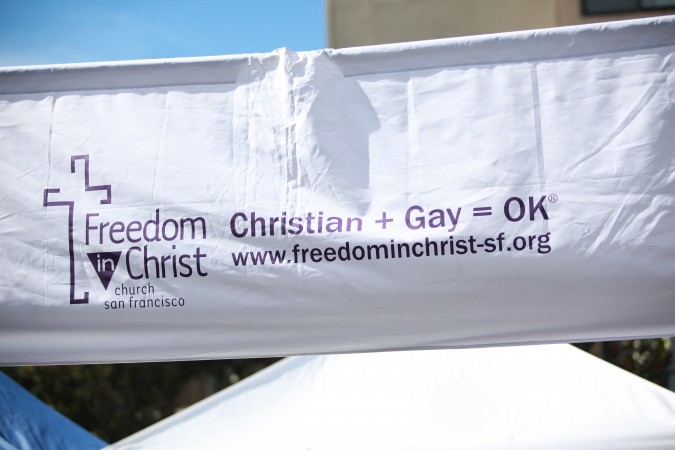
[327,0,675,48]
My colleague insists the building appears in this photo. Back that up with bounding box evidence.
[327,0,675,48]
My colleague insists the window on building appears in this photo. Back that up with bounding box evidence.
[582,0,675,14]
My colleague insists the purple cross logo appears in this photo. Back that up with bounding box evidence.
[43,155,113,305]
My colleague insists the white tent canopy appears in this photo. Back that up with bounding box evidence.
[109,345,675,449]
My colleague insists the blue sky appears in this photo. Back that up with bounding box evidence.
[0,0,325,66]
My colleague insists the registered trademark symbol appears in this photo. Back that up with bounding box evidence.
[548,193,558,203]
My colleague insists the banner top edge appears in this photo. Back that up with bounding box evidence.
[0,15,673,94]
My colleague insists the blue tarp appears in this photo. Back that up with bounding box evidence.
[0,372,106,450]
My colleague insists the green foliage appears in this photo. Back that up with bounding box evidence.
[574,338,671,386]
[3,358,278,443]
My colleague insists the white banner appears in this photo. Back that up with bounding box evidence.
[1,17,674,365]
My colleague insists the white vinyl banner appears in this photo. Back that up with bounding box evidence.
[1,17,674,365]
